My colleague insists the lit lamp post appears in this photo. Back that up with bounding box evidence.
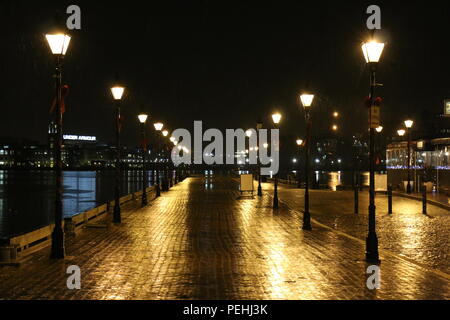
[170,136,177,183]
[138,112,149,206]
[296,139,304,188]
[154,122,163,196]
[404,120,414,194]
[300,93,314,231]
[110,83,125,223]
[46,31,71,259]
[161,129,170,190]
[397,128,406,191]
[245,129,253,177]
[256,120,263,196]
[271,112,282,209]
[362,39,385,263]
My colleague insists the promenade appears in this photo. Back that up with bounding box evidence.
[0,175,449,300]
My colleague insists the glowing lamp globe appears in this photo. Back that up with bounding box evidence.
[45,33,71,55]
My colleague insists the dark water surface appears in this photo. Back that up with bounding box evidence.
[0,170,156,239]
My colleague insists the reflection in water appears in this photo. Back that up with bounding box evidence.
[0,170,156,239]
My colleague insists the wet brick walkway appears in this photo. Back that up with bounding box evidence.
[0,176,449,299]
[267,181,450,276]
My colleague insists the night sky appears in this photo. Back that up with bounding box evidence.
[1,0,450,147]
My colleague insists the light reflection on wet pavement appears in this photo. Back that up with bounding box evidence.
[0,176,449,300]
[266,181,450,276]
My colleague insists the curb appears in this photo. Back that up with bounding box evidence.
[392,192,450,212]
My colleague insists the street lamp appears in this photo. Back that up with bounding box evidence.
[154,122,164,131]
[245,128,256,186]
[110,82,125,224]
[155,123,169,191]
[397,129,406,137]
[256,120,263,196]
[296,139,304,188]
[271,113,282,125]
[375,126,383,133]
[404,119,414,194]
[46,31,71,259]
[300,93,314,231]
[162,130,173,187]
[361,38,385,263]
[271,112,281,209]
[153,122,163,196]
[138,112,149,206]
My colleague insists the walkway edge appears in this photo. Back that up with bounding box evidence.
[392,191,450,212]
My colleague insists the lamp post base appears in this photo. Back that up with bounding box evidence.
[141,193,147,207]
[162,179,169,191]
[302,213,312,231]
[113,203,121,223]
[366,232,380,263]
[406,182,411,194]
[50,226,65,259]
[273,196,278,209]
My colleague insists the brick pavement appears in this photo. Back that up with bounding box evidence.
[0,176,449,300]
[267,181,450,276]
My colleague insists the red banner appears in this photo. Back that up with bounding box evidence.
[49,85,69,114]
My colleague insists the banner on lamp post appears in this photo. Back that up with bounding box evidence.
[370,105,380,128]
[366,96,382,128]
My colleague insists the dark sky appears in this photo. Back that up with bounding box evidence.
[1,0,450,146]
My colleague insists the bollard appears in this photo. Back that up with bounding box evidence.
[388,184,392,214]
[422,185,427,215]
[354,185,359,214]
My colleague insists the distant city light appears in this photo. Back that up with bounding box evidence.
[63,135,96,142]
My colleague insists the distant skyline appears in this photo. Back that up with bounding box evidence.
[1,0,450,147]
